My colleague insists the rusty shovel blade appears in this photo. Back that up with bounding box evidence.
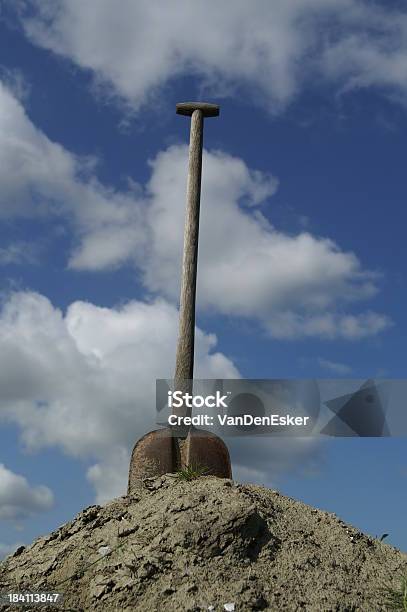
[128,427,232,494]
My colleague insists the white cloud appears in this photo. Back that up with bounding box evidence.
[320,25,407,98]
[0,241,39,265]
[0,81,146,269]
[13,0,407,112]
[140,145,391,339]
[0,290,239,501]
[265,311,391,340]
[0,463,54,520]
[86,449,130,505]
[317,358,352,375]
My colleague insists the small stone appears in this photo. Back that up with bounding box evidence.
[118,526,138,538]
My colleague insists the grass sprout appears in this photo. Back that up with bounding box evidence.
[171,464,209,481]
[378,574,407,610]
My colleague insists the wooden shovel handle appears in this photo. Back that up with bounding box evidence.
[174,103,219,417]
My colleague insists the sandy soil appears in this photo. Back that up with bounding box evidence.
[0,475,406,611]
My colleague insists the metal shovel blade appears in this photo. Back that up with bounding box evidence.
[128,426,232,493]
[128,427,176,489]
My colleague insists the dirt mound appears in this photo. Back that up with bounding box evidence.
[0,476,406,611]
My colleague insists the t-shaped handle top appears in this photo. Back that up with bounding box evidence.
[176,102,220,117]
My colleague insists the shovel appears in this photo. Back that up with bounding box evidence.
[128,102,232,493]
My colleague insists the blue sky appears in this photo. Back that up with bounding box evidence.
[0,0,406,559]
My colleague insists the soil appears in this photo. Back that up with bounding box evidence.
[0,475,406,611]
